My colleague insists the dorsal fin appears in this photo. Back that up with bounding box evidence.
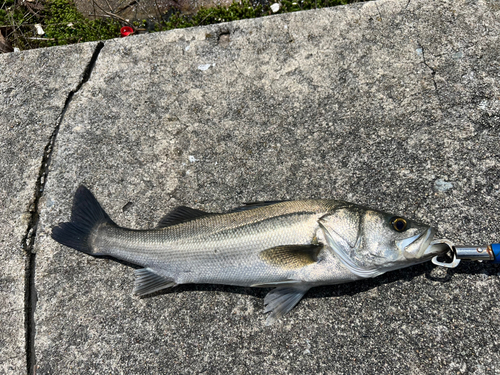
[157,206,215,228]
[229,200,286,213]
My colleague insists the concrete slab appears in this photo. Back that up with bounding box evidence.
[0,42,99,375]
[30,0,500,373]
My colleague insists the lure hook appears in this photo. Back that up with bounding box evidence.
[431,239,461,268]
[431,241,500,268]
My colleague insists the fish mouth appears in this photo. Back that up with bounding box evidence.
[396,228,438,260]
[423,238,454,258]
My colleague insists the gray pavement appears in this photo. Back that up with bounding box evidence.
[0,43,99,374]
[2,0,500,373]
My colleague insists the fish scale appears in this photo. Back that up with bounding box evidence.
[52,185,447,325]
[97,209,319,264]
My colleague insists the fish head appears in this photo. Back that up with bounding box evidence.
[359,210,440,264]
[319,205,447,278]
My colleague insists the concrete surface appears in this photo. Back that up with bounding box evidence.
[2,0,500,373]
[0,43,98,374]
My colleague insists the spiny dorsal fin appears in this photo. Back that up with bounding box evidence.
[157,206,215,228]
[259,244,322,269]
[229,200,286,213]
[133,268,177,296]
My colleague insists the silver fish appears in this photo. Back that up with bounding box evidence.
[52,186,446,325]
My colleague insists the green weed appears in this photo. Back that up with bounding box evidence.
[43,0,120,46]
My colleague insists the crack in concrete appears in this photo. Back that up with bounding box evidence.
[418,42,438,92]
[375,2,383,21]
[22,41,105,375]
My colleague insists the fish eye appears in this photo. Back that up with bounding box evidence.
[391,217,407,232]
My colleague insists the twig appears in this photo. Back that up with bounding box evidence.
[92,0,97,20]
[21,11,39,26]
[23,0,45,18]
[92,1,132,24]
[0,20,90,28]
[26,37,55,40]
[198,10,214,25]
[154,0,162,21]
[104,0,114,12]
[7,6,30,49]
[116,0,138,15]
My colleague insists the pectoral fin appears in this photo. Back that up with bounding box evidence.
[264,285,310,325]
[258,244,322,269]
[133,268,177,296]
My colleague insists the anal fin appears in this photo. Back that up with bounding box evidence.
[133,268,177,296]
[264,285,310,326]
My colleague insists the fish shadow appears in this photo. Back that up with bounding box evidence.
[137,260,497,301]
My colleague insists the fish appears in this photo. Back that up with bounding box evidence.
[51,185,447,325]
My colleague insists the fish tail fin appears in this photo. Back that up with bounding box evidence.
[51,185,116,256]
